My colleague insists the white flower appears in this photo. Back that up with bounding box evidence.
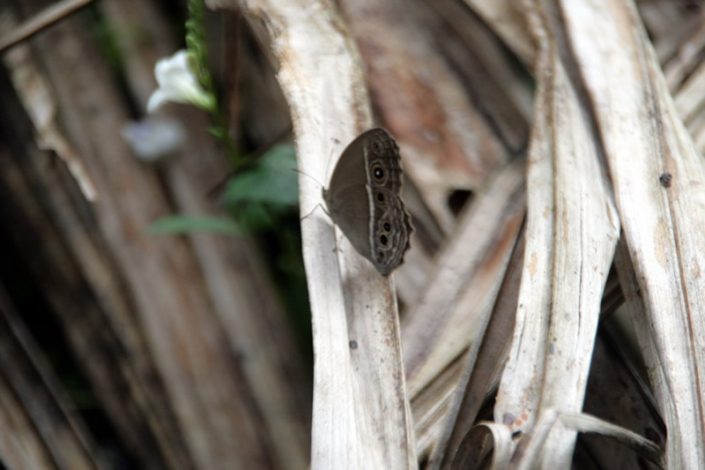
[147,50,214,113]
[121,117,186,162]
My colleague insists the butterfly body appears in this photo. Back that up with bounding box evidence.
[322,128,412,276]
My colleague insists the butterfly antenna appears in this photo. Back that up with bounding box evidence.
[292,168,325,190]
[293,135,341,190]
[296,136,343,221]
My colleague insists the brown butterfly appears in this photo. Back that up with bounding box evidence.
[322,128,412,276]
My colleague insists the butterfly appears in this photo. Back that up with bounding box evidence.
[322,128,412,276]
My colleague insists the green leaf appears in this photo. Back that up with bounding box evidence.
[208,126,225,139]
[223,144,299,207]
[148,215,242,235]
[234,203,276,231]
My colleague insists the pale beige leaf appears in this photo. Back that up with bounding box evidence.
[561,0,705,466]
[495,2,620,467]
[209,1,416,468]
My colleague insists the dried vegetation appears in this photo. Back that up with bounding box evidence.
[1,0,705,468]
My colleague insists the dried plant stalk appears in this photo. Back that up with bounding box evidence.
[494,0,620,466]
[403,160,525,399]
[6,0,288,466]
[464,0,534,64]
[0,48,190,469]
[209,0,416,468]
[101,1,311,467]
[435,232,525,468]
[561,0,705,466]
[0,286,99,470]
[402,159,524,466]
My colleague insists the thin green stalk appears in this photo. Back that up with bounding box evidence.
[186,0,245,169]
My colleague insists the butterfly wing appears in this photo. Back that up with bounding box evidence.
[324,184,373,260]
[367,187,412,276]
[363,131,412,275]
[323,128,412,276]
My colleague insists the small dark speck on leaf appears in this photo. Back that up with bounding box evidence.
[659,172,672,188]
[349,340,358,350]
